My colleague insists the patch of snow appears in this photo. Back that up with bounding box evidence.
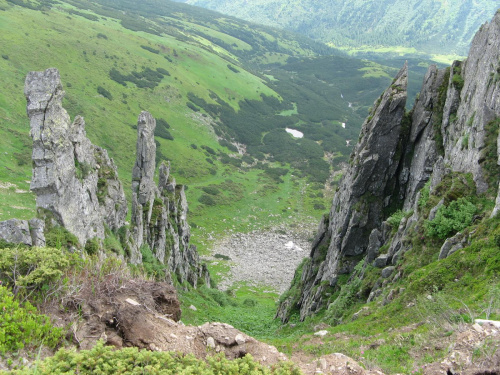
[341,122,346,128]
[285,128,304,138]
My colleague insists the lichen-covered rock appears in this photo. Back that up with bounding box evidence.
[25,68,127,246]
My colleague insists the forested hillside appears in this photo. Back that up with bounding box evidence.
[177,0,498,58]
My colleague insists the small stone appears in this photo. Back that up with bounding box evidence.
[206,337,216,348]
[235,334,246,345]
[314,330,328,337]
[189,305,197,311]
[472,323,483,332]
[125,298,140,306]
[426,295,433,300]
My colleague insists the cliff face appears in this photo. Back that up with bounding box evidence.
[278,11,500,322]
[0,68,209,288]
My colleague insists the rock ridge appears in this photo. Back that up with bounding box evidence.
[278,10,500,322]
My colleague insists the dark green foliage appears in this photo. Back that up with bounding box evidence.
[227,64,240,73]
[1,54,8,60]
[219,139,238,152]
[68,9,98,21]
[202,186,220,195]
[313,203,326,210]
[451,64,464,90]
[220,153,242,167]
[97,85,112,100]
[263,166,288,182]
[425,198,477,239]
[84,237,100,255]
[140,44,160,54]
[109,67,166,89]
[154,117,173,140]
[214,253,231,260]
[201,145,216,155]
[96,32,108,39]
[156,67,170,76]
[186,101,200,112]
[198,194,217,206]
[45,226,79,249]
[479,118,500,191]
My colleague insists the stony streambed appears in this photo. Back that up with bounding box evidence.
[205,224,317,293]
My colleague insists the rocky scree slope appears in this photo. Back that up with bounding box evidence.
[0,68,209,287]
[277,11,500,322]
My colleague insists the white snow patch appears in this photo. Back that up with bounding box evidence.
[285,128,304,138]
[341,122,346,128]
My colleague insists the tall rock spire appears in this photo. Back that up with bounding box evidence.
[25,68,127,245]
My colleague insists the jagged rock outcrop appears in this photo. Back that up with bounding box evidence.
[128,112,210,287]
[278,10,500,322]
[277,63,409,321]
[24,68,127,246]
[1,68,209,288]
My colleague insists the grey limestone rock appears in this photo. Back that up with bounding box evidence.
[381,266,395,279]
[0,219,33,246]
[25,68,127,246]
[438,233,465,260]
[129,112,210,287]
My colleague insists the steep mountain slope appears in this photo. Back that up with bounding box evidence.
[277,9,500,326]
[176,0,498,57]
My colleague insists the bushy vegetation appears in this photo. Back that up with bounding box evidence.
[425,197,477,239]
[8,341,301,374]
[0,285,63,354]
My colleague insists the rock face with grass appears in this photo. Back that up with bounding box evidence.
[24,68,127,246]
[278,11,500,322]
[129,112,210,287]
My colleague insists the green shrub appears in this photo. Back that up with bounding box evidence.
[97,86,112,100]
[84,237,100,255]
[139,245,166,280]
[202,186,220,195]
[425,198,477,239]
[45,226,79,249]
[0,247,71,293]
[198,194,216,206]
[9,341,301,374]
[386,209,405,229]
[0,286,63,354]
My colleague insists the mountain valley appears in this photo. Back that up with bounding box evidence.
[0,0,499,374]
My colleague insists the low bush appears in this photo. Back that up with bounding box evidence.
[0,286,63,354]
[9,341,301,374]
[425,198,477,239]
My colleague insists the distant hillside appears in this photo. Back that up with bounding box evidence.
[176,0,498,57]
